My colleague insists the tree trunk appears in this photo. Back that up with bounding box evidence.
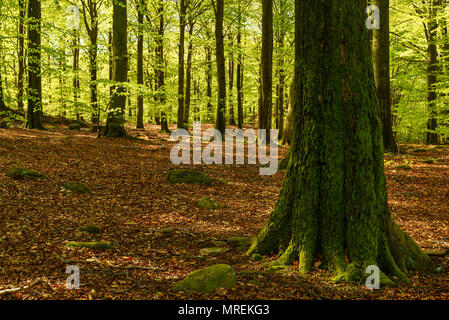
[26,0,43,129]
[17,0,26,111]
[73,29,80,120]
[136,0,144,129]
[236,8,244,129]
[280,76,294,145]
[205,44,213,123]
[177,0,186,129]
[213,0,226,135]
[425,1,439,145]
[372,0,398,153]
[248,0,431,283]
[259,0,273,141]
[184,21,194,125]
[228,33,236,125]
[103,0,127,137]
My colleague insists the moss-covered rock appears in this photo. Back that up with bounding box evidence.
[225,236,251,249]
[166,169,211,185]
[395,164,412,170]
[8,167,46,180]
[197,197,220,210]
[200,247,229,256]
[61,181,90,193]
[173,264,236,293]
[80,225,101,234]
[66,241,111,250]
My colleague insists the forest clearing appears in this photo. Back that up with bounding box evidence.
[0,124,448,300]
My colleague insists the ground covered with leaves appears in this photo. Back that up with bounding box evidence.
[0,124,448,300]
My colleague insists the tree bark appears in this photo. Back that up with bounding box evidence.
[228,33,236,125]
[213,0,226,135]
[17,0,26,111]
[136,0,145,129]
[177,0,187,129]
[248,0,431,283]
[103,0,127,137]
[259,0,273,141]
[372,0,398,153]
[236,5,244,129]
[26,0,43,129]
[184,21,194,125]
[425,1,439,145]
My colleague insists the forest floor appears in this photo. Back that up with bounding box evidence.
[0,123,448,300]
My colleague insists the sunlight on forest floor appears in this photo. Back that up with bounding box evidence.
[0,124,448,300]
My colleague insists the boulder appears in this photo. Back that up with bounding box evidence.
[173,264,236,293]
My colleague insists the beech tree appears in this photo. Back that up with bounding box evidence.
[103,0,127,137]
[26,0,43,129]
[247,0,431,283]
[212,0,226,135]
[372,0,398,153]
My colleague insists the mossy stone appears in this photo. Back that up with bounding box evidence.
[200,247,229,256]
[166,169,211,185]
[66,241,111,250]
[395,164,412,170]
[62,181,90,193]
[80,225,100,234]
[8,167,46,180]
[173,264,236,293]
[226,237,250,249]
[198,197,220,210]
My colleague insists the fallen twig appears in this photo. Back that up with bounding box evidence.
[0,279,42,296]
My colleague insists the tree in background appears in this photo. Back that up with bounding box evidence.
[259,0,273,142]
[26,0,43,129]
[372,0,398,152]
[212,0,226,135]
[248,0,431,283]
[103,0,127,137]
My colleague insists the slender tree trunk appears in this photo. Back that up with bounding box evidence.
[184,21,194,125]
[426,1,439,145]
[103,0,127,137]
[259,0,273,141]
[17,0,26,111]
[108,29,113,97]
[205,44,213,122]
[26,0,43,129]
[248,0,431,283]
[213,0,226,135]
[228,33,236,125]
[177,0,186,129]
[236,11,244,129]
[73,29,80,120]
[372,0,398,152]
[136,0,144,129]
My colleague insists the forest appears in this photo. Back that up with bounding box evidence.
[0,0,448,302]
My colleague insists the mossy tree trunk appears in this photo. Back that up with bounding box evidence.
[372,0,398,153]
[103,0,127,137]
[26,0,43,129]
[248,0,431,283]
[136,0,144,129]
[213,0,226,135]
